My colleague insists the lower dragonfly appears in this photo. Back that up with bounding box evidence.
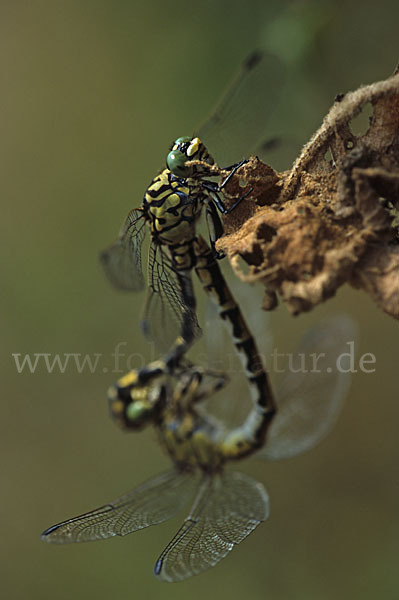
[41,317,353,582]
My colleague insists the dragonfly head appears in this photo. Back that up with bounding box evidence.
[108,372,167,431]
[167,136,214,177]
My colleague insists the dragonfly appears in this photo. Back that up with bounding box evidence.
[100,50,284,372]
[40,316,354,582]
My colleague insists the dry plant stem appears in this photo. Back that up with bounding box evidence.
[213,69,399,319]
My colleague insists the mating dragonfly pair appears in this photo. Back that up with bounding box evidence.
[41,52,353,581]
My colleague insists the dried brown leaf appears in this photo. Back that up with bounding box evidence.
[216,69,399,318]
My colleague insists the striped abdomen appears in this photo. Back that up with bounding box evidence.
[194,235,276,458]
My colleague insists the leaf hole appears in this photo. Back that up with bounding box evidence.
[349,102,373,137]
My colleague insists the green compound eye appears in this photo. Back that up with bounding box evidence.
[174,136,191,145]
[126,401,149,424]
[166,149,190,177]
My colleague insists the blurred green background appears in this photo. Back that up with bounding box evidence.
[2,1,399,598]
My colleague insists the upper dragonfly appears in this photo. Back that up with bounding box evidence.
[40,316,354,582]
[100,51,283,367]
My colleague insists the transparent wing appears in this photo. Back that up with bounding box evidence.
[40,469,197,544]
[260,315,356,460]
[141,244,201,353]
[196,50,285,166]
[154,470,269,582]
[99,208,146,291]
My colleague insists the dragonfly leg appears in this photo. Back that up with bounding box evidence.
[203,182,253,215]
[172,366,228,411]
[223,185,253,214]
[189,367,228,403]
[218,158,248,189]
